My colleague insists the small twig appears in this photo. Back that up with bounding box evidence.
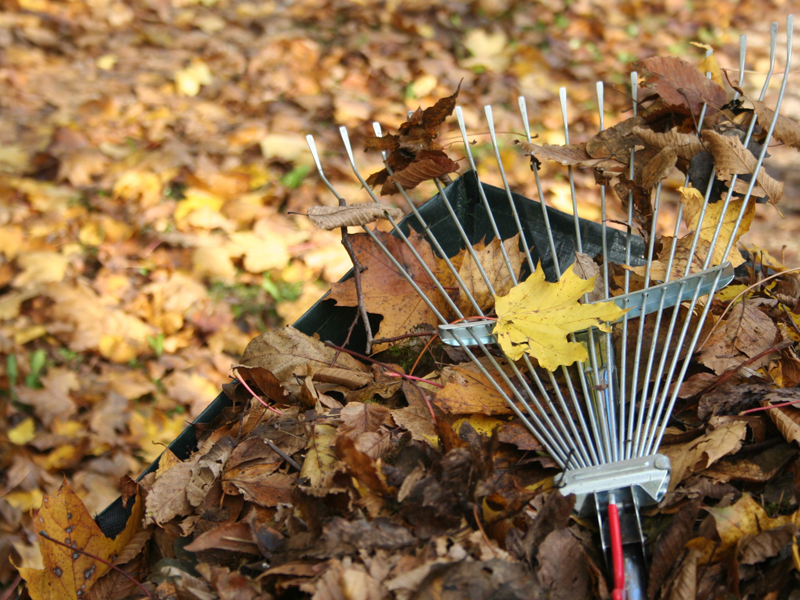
[742,397,800,415]
[232,369,282,415]
[371,331,436,345]
[324,342,443,389]
[39,532,152,599]
[472,505,498,559]
[0,575,21,600]
[265,439,302,471]
[340,226,373,356]
[697,267,800,352]
[409,333,440,377]
[324,341,440,425]
[696,340,791,397]
[782,304,800,339]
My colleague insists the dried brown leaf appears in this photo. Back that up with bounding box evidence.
[660,420,747,489]
[420,80,461,138]
[586,116,646,159]
[697,300,778,375]
[571,251,605,303]
[752,100,800,150]
[389,150,459,190]
[641,146,678,189]
[737,523,796,565]
[632,126,705,162]
[761,389,800,445]
[306,204,404,230]
[328,230,452,348]
[435,360,516,415]
[648,500,701,599]
[637,56,728,117]
[665,548,700,600]
[702,130,784,204]
[518,141,628,172]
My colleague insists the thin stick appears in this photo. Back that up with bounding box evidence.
[696,267,800,352]
[232,369,282,415]
[265,439,302,471]
[372,331,436,345]
[0,575,21,600]
[473,504,498,559]
[340,226,373,355]
[39,532,153,599]
[324,341,440,425]
[409,333,440,376]
[694,340,791,397]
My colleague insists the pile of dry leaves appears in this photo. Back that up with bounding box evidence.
[14,46,800,600]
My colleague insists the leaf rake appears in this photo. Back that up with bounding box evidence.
[306,16,794,599]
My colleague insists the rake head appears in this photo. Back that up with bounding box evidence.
[306,16,794,598]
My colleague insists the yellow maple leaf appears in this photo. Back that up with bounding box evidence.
[493,262,629,371]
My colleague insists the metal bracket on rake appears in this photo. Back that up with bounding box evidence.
[612,262,735,321]
[437,262,735,347]
[556,454,671,514]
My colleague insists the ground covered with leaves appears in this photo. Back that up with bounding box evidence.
[3,0,800,599]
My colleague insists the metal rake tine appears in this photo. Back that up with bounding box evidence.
[369,122,485,318]
[454,104,600,465]
[453,106,520,284]
[621,70,638,459]
[557,86,612,464]
[559,87,584,254]
[337,126,469,321]
[594,81,622,462]
[517,97,563,278]
[646,16,794,454]
[632,46,732,456]
[307,133,452,323]
[456,107,601,466]
[311,132,580,466]
[484,104,537,277]
[367,127,587,468]
[517,96,610,465]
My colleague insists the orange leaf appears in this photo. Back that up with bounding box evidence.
[18,481,143,600]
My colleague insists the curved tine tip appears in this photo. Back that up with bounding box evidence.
[372,122,382,136]
[338,126,356,162]
[596,82,605,128]
[305,135,323,168]
[455,105,468,133]
[738,35,747,85]
[630,71,638,96]
[518,96,532,140]
[558,86,567,106]
[484,105,498,135]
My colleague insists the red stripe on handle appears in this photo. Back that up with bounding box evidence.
[608,500,625,600]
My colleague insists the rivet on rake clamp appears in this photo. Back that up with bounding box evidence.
[309,15,793,599]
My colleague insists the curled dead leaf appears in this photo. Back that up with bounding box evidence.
[752,100,800,150]
[701,130,784,204]
[632,126,704,162]
[305,203,404,230]
[637,56,728,117]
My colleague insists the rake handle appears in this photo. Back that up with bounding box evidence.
[608,498,625,600]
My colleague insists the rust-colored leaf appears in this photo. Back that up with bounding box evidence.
[701,129,784,204]
[637,56,729,117]
[328,230,452,348]
[752,100,800,150]
[389,149,460,190]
